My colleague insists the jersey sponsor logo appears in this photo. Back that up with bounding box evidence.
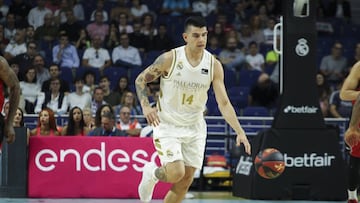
[284,153,335,167]
[235,156,252,175]
[201,68,208,75]
[283,105,318,114]
[34,142,158,172]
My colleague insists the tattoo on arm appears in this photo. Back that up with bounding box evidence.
[155,166,167,182]
[135,55,165,108]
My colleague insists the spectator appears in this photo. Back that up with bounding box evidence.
[59,9,82,43]
[130,0,149,22]
[14,41,38,79]
[316,72,331,117]
[86,10,109,41]
[67,77,92,110]
[206,34,222,57]
[209,22,226,48]
[75,28,91,51]
[27,0,52,30]
[82,69,98,95]
[114,91,142,116]
[0,24,9,55]
[33,54,51,86]
[161,0,192,16]
[104,23,120,50]
[248,72,279,109]
[68,0,84,22]
[348,42,360,68]
[40,77,68,115]
[94,103,114,127]
[9,62,23,81]
[116,105,142,137]
[34,13,58,49]
[20,67,44,114]
[30,108,60,136]
[87,111,126,136]
[148,23,174,52]
[263,17,279,46]
[83,107,95,130]
[319,41,348,86]
[61,106,90,136]
[245,41,265,71]
[4,13,16,43]
[232,1,251,31]
[218,36,246,71]
[8,0,31,24]
[329,86,352,118]
[129,20,149,53]
[13,107,30,144]
[90,0,108,22]
[25,25,35,43]
[0,0,9,24]
[52,33,80,69]
[118,12,133,34]
[248,15,265,45]
[238,23,256,50]
[140,13,157,38]
[110,0,131,23]
[82,35,111,72]
[4,29,27,62]
[112,33,142,69]
[98,75,121,106]
[91,87,107,116]
[113,75,131,99]
[41,64,70,93]
[53,0,69,25]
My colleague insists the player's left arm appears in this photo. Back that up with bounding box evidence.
[212,59,251,155]
[0,56,20,143]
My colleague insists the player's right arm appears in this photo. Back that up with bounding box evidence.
[135,51,173,126]
[0,56,20,143]
[340,61,360,101]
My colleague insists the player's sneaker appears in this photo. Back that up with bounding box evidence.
[138,162,158,202]
[348,199,358,203]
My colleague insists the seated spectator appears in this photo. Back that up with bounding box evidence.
[118,12,133,34]
[52,33,80,69]
[110,0,131,23]
[329,88,352,118]
[61,106,90,136]
[91,87,107,116]
[27,0,52,29]
[40,77,68,115]
[148,23,174,52]
[87,111,127,136]
[41,64,70,93]
[83,107,95,130]
[105,23,120,50]
[129,20,149,53]
[90,0,108,22]
[206,34,222,57]
[58,9,82,44]
[75,28,91,51]
[245,41,265,71]
[14,41,38,79]
[99,75,121,106]
[112,33,142,69]
[4,29,27,62]
[219,36,246,71]
[316,72,331,117]
[113,75,131,99]
[68,0,84,22]
[82,35,111,72]
[20,67,44,114]
[67,77,92,110]
[248,73,279,109]
[86,10,109,41]
[116,105,142,137]
[130,0,149,22]
[13,107,30,144]
[30,108,60,136]
[94,104,114,127]
[82,70,98,95]
[33,54,50,86]
[140,13,157,37]
[114,91,142,116]
[319,42,348,87]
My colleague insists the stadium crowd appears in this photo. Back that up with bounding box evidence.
[0,0,357,136]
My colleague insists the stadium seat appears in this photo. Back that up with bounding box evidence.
[60,67,74,84]
[129,67,143,85]
[224,69,237,88]
[228,86,250,110]
[238,69,261,88]
[242,106,270,117]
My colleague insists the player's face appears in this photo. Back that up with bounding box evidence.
[183,26,208,50]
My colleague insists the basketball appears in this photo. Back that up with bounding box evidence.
[254,148,285,179]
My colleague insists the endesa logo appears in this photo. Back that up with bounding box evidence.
[35,142,158,172]
[284,153,335,168]
[283,105,318,114]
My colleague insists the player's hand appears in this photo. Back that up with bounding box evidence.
[236,133,251,155]
[344,128,360,147]
[143,106,160,127]
[4,125,15,144]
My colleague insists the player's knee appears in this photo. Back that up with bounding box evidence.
[168,167,185,183]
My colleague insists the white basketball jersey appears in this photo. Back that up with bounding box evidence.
[158,46,214,126]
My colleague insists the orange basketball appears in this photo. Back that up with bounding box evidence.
[254,148,285,179]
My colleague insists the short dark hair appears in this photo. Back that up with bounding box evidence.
[184,16,207,31]
[102,111,115,121]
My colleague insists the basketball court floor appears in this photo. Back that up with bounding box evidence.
[0,192,347,202]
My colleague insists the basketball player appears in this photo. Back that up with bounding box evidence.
[135,16,251,203]
[340,61,360,203]
[0,56,20,144]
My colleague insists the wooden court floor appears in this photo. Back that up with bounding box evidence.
[0,192,347,203]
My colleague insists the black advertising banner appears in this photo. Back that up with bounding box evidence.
[233,128,347,200]
[272,0,325,129]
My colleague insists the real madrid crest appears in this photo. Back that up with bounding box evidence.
[295,38,309,57]
[176,61,183,70]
